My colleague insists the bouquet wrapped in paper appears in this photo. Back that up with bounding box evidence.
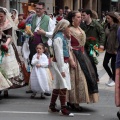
[87,36,99,65]
[1,45,8,53]
[25,24,33,36]
[0,44,9,64]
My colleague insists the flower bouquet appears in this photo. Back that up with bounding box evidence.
[1,45,8,53]
[25,24,33,36]
[56,16,63,22]
[18,21,26,30]
[0,45,9,64]
[87,36,99,65]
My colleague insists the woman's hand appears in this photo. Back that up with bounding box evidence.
[70,60,77,68]
[4,43,8,48]
[64,31,71,39]
[5,38,11,47]
[61,72,66,78]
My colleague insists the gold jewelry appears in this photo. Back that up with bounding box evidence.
[72,21,74,26]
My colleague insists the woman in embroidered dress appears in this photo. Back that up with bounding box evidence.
[0,8,25,97]
[66,11,99,111]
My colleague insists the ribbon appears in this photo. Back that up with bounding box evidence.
[94,44,99,56]
[89,44,99,65]
[0,51,5,64]
[89,44,94,56]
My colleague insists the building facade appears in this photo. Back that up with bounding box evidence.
[0,0,98,14]
[1,0,119,18]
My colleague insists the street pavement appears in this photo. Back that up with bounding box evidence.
[0,51,119,120]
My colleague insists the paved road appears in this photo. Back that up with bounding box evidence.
[0,52,118,120]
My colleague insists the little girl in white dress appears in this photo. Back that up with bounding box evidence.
[30,43,50,99]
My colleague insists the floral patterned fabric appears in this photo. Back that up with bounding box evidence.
[67,27,99,104]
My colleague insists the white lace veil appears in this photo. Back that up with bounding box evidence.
[12,9,18,20]
[0,7,18,46]
[12,9,19,26]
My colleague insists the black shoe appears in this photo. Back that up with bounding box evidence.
[67,102,83,112]
[4,90,8,98]
[26,90,33,93]
[67,102,75,109]
[117,112,120,120]
[30,93,36,99]
[49,103,59,112]
[0,95,2,100]
[44,92,51,96]
[60,106,74,116]
[40,95,46,99]
[24,83,28,86]
[74,106,83,112]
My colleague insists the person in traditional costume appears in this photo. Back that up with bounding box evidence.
[28,1,55,63]
[11,9,19,28]
[0,8,25,97]
[25,1,55,93]
[66,11,99,111]
[25,10,36,25]
[115,25,120,120]
[48,19,74,117]
[30,43,51,99]
[56,8,65,22]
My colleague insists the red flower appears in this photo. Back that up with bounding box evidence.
[18,21,26,29]
[1,45,8,53]
[56,16,63,21]
[88,37,96,41]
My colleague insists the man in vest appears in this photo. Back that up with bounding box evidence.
[29,1,55,64]
[26,1,55,94]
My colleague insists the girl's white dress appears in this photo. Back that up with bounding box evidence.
[30,53,50,93]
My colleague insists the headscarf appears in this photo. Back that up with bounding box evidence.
[52,19,70,38]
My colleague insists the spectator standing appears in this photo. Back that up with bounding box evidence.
[81,9,105,82]
[103,12,119,87]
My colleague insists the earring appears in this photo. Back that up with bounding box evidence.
[72,21,74,26]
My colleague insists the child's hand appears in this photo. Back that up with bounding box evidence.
[61,72,66,78]
[36,64,41,68]
[37,55,40,59]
